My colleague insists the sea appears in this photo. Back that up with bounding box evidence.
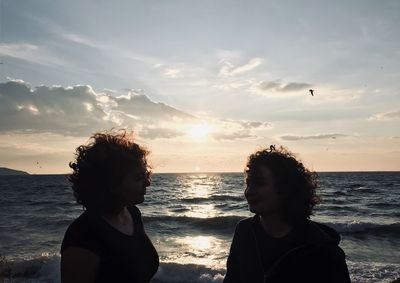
[0,172,399,283]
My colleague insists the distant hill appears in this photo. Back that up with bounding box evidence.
[0,167,29,175]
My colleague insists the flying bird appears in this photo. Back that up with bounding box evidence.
[309,89,314,96]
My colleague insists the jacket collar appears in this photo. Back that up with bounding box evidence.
[304,220,341,245]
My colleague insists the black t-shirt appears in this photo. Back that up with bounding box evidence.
[61,206,159,283]
[253,216,306,272]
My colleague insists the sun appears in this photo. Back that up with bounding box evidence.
[188,123,212,139]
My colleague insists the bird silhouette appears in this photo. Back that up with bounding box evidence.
[309,89,314,96]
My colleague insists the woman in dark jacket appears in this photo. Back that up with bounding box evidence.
[61,130,159,283]
[224,145,351,283]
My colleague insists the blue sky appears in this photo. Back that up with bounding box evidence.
[0,0,399,173]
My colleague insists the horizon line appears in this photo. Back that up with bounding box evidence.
[11,170,400,176]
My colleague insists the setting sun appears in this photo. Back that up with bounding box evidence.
[188,123,212,139]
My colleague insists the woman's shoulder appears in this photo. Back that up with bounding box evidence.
[235,216,256,234]
[61,211,99,254]
[304,220,341,245]
[303,220,347,262]
[65,211,91,235]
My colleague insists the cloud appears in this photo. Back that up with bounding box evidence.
[238,120,272,129]
[258,80,312,92]
[368,110,400,121]
[0,80,273,142]
[219,58,262,77]
[164,68,183,78]
[114,90,194,121]
[213,79,254,91]
[61,33,100,49]
[0,80,194,138]
[212,131,254,141]
[0,43,66,66]
[280,134,348,141]
[0,80,109,136]
[139,126,185,139]
[255,82,362,103]
[55,29,162,66]
[210,118,272,141]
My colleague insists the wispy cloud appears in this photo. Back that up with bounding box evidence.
[258,80,312,92]
[219,57,262,77]
[164,67,183,78]
[139,126,185,139]
[238,121,271,128]
[218,119,271,130]
[254,82,363,103]
[368,110,400,121]
[280,134,348,141]
[0,43,66,66]
[212,131,255,141]
[209,118,272,141]
[56,30,162,65]
[60,33,100,49]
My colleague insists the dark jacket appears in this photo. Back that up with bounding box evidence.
[224,217,351,283]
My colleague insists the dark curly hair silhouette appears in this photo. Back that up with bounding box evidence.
[68,130,151,213]
[245,145,320,224]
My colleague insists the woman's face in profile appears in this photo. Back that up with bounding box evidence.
[118,167,151,205]
[245,166,281,215]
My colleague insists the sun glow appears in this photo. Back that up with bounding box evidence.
[188,122,212,139]
[185,236,212,250]
[162,235,226,267]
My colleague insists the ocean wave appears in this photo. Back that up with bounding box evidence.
[145,216,400,237]
[0,254,60,282]
[367,202,395,208]
[170,207,190,213]
[143,215,245,233]
[181,195,243,204]
[326,222,400,236]
[347,260,400,283]
[344,184,380,194]
[321,190,348,196]
[0,256,224,283]
[318,204,360,212]
[356,188,380,194]
[347,183,365,188]
[152,262,224,283]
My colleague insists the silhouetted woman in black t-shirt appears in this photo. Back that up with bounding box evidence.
[61,130,159,283]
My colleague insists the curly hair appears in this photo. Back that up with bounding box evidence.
[245,145,320,224]
[68,130,151,213]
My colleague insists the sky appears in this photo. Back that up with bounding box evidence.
[0,0,399,174]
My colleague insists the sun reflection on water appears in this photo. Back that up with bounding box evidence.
[186,204,217,218]
[177,174,223,199]
[159,235,228,268]
[153,174,230,268]
[185,235,212,250]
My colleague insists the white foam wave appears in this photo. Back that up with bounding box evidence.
[325,221,400,235]
[348,260,400,283]
[0,254,60,283]
[1,256,226,283]
[152,262,224,283]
